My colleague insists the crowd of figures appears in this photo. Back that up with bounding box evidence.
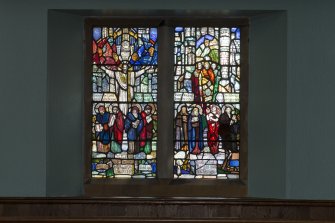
[175,103,240,154]
[174,103,240,175]
[93,103,157,155]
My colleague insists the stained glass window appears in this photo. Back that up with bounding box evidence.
[174,27,241,179]
[91,27,158,178]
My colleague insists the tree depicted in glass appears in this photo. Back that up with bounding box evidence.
[174,27,241,179]
[91,27,158,178]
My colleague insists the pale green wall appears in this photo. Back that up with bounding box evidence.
[47,11,84,196]
[0,1,47,196]
[249,11,287,198]
[0,0,334,199]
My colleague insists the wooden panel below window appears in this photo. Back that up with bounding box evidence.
[0,198,335,222]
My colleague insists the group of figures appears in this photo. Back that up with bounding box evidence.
[175,104,239,155]
[176,61,220,103]
[174,103,240,178]
[93,103,157,155]
[90,26,242,179]
[91,27,158,178]
[173,27,241,178]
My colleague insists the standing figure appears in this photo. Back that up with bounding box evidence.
[218,105,237,170]
[188,106,204,155]
[192,63,202,103]
[230,114,240,153]
[201,61,216,102]
[218,105,233,151]
[101,63,150,115]
[175,105,189,151]
[202,61,215,84]
[228,113,240,172]
[206,105,221,154]
[108,106,124,153]
[95,105,111,153]
[139,104,155,154]
[125,105,144,154]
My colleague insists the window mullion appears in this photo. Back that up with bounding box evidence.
[157,24,175,179]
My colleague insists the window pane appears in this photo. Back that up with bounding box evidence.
[91,27,158,178]
[174,27,240,179]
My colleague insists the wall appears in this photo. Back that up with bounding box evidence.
[0,1,47,196]
[286,3,335,199]
[0,0,334,199]
[249,11,287,198]
[47,11,84,196]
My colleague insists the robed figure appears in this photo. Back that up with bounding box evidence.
[175,105,189,151]
[139,105,154,154]
[188,106,204,155]
[218,106,238,152]
[95,105,111,153]
[206,105,221,154]
[125,106,144,154]
[191,63,202,103]
[108,106,124,153]
[218,106,239,170]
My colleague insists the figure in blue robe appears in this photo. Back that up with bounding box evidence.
[96,108,111,145]
[188,107,204,155]
[125,106,144,154]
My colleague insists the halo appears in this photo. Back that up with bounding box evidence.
[146,103,156,114]
[177,103,188,113]
[108,103,119,112]
[210,104,222,115]
[223,104,235,113]
[191,104,203,115]
[130,103,142,113]
[94,103,105,113]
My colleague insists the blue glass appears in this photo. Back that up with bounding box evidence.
[175,27,184,32]
[150,28,158,42]
[92,163,97,171]
[196,34,214,48]
[235,28,240,39]
[174,26,241,179]
[91,27,158,179]
[93,27,102,41]
[151,162,157,173]
[229,160,239,167]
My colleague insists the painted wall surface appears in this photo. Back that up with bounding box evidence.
[0,1,47,196]
[249,12,287,198]
[47,11,84,196]
[0,0,334,199]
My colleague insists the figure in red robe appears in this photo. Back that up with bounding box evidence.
[192,63,202,103]
[139,105,154,154]
[206,105,221,154]
[109,106,124,153]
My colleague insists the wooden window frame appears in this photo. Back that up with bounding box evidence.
[84,17,249,197]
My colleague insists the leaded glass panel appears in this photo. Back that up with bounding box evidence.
[173,27,240,179]
[91,27,158,178]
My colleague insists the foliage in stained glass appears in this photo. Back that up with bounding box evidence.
[173,27,241,179]
[91,27,158,178]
